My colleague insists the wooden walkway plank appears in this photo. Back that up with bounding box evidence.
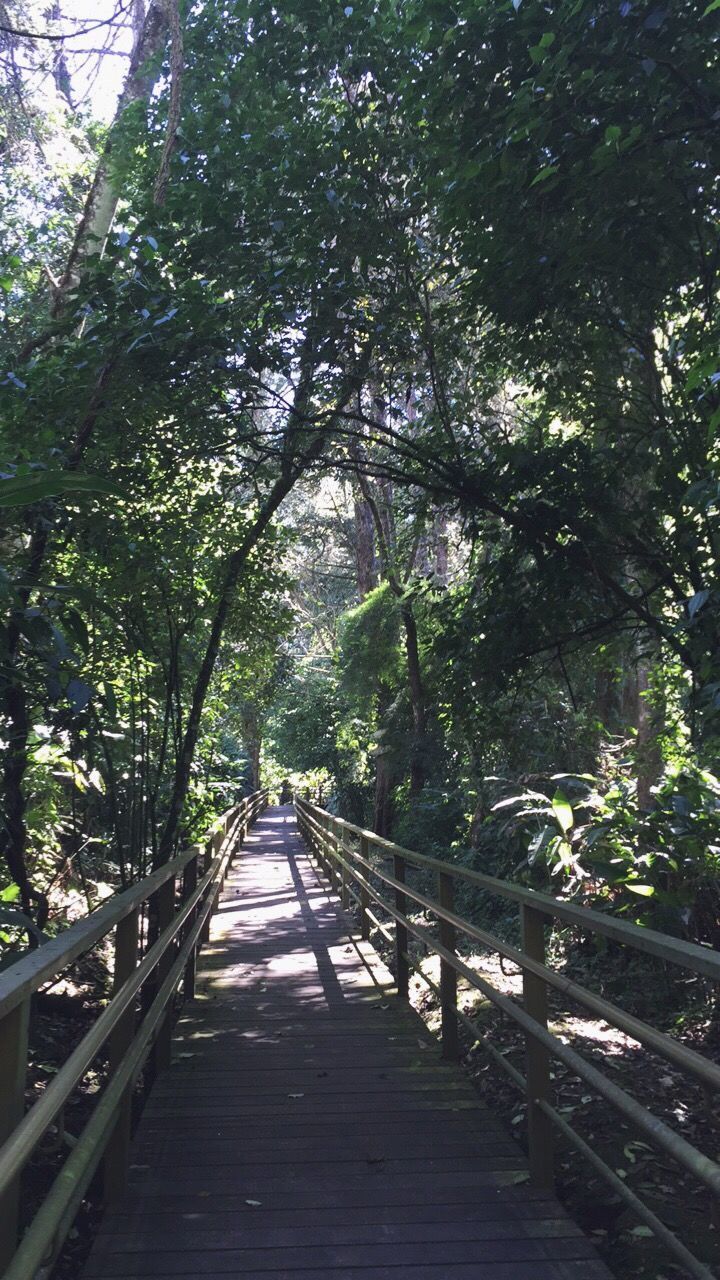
[82,806,613,1280]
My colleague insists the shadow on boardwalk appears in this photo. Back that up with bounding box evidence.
[82,806,613,1280]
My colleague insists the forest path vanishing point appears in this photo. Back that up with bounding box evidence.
[82,806,612,1280]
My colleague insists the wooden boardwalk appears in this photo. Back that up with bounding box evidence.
[83,806,613,1280]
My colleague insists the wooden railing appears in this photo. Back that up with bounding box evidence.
[295,795,720,1280]
[0,788,268,1277]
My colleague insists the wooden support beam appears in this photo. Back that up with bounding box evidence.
[151,877,176,1075]
[394,853,409,999]
[438,871,459,1061]
[359,835,370,941]
[103,907,139,1204]
[0,998,29,1270]
[182,852,199,1000]
[521,902,554,1189]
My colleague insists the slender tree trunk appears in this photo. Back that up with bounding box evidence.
[353,488,377,599]
[401,603,427,797]
[434,511,449,585]
[54,0,169,308]
[238,702,262,790]
[155,470,298,864]
[373,748,393,838]
[249,740,261,791]
[626,644,664,810]
[356,469,429,797]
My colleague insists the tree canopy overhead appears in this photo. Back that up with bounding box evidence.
[0,0,719,953]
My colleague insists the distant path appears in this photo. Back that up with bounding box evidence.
[83,805,612,1279]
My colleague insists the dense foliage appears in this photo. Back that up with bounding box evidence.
[1,0,719,961]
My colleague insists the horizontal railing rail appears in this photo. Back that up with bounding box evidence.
[0,788,268,1276]
[295,795,719,1280]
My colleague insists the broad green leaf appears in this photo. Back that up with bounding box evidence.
[0,472,125,508]
[530,165,558,187]
[551,789,574,832]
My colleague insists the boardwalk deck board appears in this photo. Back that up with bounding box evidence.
[83,807,613,1280]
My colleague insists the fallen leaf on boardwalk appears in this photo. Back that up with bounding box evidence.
[288,1092,305,1098]
[245,1199,262,1207]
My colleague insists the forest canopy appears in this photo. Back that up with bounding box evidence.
[0,0,719,954]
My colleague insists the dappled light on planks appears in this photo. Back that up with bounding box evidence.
[83,806,611,1280]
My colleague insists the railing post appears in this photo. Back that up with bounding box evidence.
[311,810,321,868]
[359,835,370,941]
[438,871,459,1061]
[328,816,340,894]
[182,850,199,1000]
[320,812,332,883]
[201,833,218,944]
[152,876,176,1075]
[521,903,554,1189]
[0,998,29,1269]
[103,906,139,1204]
[321,813,330,880]
[394,853,409,999]
[340,826,350,908]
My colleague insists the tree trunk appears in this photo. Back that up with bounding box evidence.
[355,469,428,798]
[401,603,427,797]
[156,469,298,864]
[249,739,262,792]
[353,488,377,599]
[238,701,262,791]
[434,511,449,585]
[54,0,169,308]
[373,751,393,838]
[622,643,664,810]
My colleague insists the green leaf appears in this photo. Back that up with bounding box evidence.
[703,0,720,14]
[626,883,655,896]
[530,164,559,187]
[551,789,574,832]
[0,472,125,508]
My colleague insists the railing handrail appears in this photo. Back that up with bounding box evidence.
[0,845,197,1023]
[0,787,269,1275]
[0,790,267,1021]
[294,796,720,980]
[295,795,719,1280]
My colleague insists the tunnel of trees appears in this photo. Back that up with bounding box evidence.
[0,0,718,1272]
